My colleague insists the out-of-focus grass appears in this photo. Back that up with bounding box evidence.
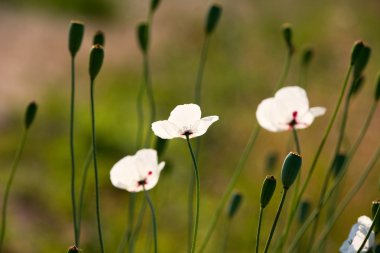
[0,0,379,252]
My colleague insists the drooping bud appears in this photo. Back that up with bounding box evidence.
[260,176,277,208]
[281,152,302,189]
[89,45,104,81]
[25,101,38,129]
[375,71,380,101]
[282,23,294,55]
[228,192,243,219]
[350,40,364,66]
[155,137,168,157]
[137,23,149,53]
[93,30,105,46]
[68,245,79,253]
[265,152,279,172]
[349,75,365,97]
[151,0,161,13]
[353,45,371,79]
[297,200,311,223]
[205,5,222,35]
[301,46,314,67]
[332,153,347,178]
[372,200,380,234]
[68,21,84,57]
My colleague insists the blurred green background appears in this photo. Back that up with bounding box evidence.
[0,0,379,252]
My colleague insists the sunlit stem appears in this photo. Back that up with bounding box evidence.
[357,205,379,253]
[0,129,28,251]
[143,187,158,253]
[198,126,261,253]
[278,64,353,250]
[185,135,200,253]
[77,147,93,244]
[273,51,293,91]
[90,80,105,253]
[312,146,380,252]
[70,56,79,247]
[263,189,288,253]
[255,207,264,253]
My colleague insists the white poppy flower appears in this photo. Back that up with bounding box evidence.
[339,215,375,253]
[151,103,219,139]
[256,86,326,132]
[110,149,165,192]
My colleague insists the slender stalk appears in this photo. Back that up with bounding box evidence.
[90,81,105,253]
[273,52,293,91]
[77,147,93,244]
[221,219,231,253]
[263,189,288,253]
[136,81,145,150]
[357,205,379,253]
[143,52,156,147]
[128,198,147,253]
[0,130,28,251]
[195,36,210,106]
[312,146,380,252]
[198,126,261,253]
[70,56,79,246]
[255,207,264,253]
[143,188,158,253]
[117,193,136,253]
[278,65,353,250]
[185,135,200,253]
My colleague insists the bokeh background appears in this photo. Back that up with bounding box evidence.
[0,0,379,252]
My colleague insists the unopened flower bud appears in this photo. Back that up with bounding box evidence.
[228,192,243,219]
[151,0,161,12]
[93,30,105,46]
[68,21,84,57]
[137,23,149,53]
[68,245,79,253]
[205,5,222,35]
[372,200,380,234]
[301,47,314,67]
[353,45,371,79]
[298,200,311,223]
[375,71,380,101]
[281,152,302,189]
[349,75,365,97]
[332,153,347,178]
[282,23,294,55]
[25,101,38,129]
[89,45,104,81]
[265,152,279,172]
[260,176,277,208]
[350,40,364,66]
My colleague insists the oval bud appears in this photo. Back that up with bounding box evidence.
[350,40,364,66]
[265,152,279,172]
[353,45,371,79]
[297,200,311,223]
[151,0,161,12]
[68,246,79,253]
[155,137,168,157]
[205,5,222,35]
[281,152,302,189]
[137,23,149,53]
[332,153,347,178]
[89,45,104,81]
[372,200,380,234]
[228,192,243,219]
[93,30,105,46]
[260,175,277,208]
[375,71,380,101]
[282,23,294,54]
[301,47,314,67]
[68,21,84,57]
[349,75,365,97]
[25,101,38,129]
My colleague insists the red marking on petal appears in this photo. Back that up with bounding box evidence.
[148,171,153,176]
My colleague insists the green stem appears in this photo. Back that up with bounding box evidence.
[90,80,105,253]
[195,36,210,106]
[263,189,288,253]
[198,126,260,253]
[221,219,231,253]
[279,65,353,250]
[77,146,93,244]
[256,207,264,253]
[70,56,79,247]
[312,146,380,252]
[128,198,147,253]
[136,81,145,150]
[186,135,200,253]
[143,52,156,148]
[273,51,293,91]
[117,193,136,253]
[0,129,28,251]
[143,188,157,253]
[357,205,379,253]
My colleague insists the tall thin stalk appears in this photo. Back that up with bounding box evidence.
[143,188,158,253]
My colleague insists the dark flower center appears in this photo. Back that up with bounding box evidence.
[288,111,298,127]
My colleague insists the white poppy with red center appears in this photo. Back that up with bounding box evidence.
[151,103,219,139]
[256,86,326,132]
[339,215,375,253]
[110,149,165,192]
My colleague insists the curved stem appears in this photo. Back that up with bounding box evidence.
[70,56,79,246]
[143,188,157,253]
[273,51,293,91]
[255,207,264,253]
[128,198,147,253]
[195,36,210,106]
[0,129,28,251]
[143,52,156,148]
[263,189,288,253]
[90,81,105,253]
[198,126,260,253]
[136,81,145,150]
[357,205,379,253]
[185,135,200,253]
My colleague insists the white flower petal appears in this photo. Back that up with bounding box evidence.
[274,86,309,120]
[168,104,201,127]
[190,116,219,138]
[110,156,139,191]
[158,161,165,171]
[256,98,287,132]
[340,216,375,253]
[152,120,180,139]
[310,107,326,117]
